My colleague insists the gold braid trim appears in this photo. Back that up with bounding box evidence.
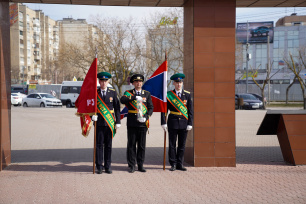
[81,116,93,138]
[75,112,96,117]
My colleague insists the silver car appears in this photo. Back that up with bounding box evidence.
[22,93,62,107]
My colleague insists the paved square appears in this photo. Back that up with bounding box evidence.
[0,107,305,203]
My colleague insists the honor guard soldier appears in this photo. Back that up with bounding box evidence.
[120,74,154,173]
[161,73,193,171]
[91,72,121,174]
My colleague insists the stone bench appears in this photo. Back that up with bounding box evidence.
[257,110,306,165]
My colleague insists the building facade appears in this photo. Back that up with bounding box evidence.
[236,13,306,85]
[10,3,59,85]
[10,4,99,85]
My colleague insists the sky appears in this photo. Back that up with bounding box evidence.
[24,3,306,25]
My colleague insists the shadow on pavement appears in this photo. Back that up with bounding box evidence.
[7,146,288,172]
[9,147,169,172]
[236,146,287,165]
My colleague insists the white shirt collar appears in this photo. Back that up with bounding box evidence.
[176,89,182,95]
[100,88,107,93]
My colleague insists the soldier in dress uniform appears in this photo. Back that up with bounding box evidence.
[120,74,154,173]
[161,73,193,171]
[91,72,121,174]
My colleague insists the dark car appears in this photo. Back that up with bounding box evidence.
[11,86,28,95]
[249,93,266,105]
[235,95,239,109]
[235,93,263,110]
[250,26,269,37]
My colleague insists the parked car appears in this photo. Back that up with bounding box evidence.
[11,93,26,106]
[235,93,263,110]
[235,95,239,109]
[60,81,110,108]
[11,86,28,95]
[249,93,266,105]
[22,93,62,107]
[250,26,269,37]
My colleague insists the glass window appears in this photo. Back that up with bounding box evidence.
[256,49,262,57]
[61,87,69,94]
[279,39,285,48]
[70,87,78,94]
[293,39,299,47]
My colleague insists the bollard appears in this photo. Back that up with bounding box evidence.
[238,98,244,109]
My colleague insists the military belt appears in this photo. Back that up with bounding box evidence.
[128,110,137,113]
[170,111,182,115]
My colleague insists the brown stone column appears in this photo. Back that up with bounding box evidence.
[0,1,11,171]
[184,0,236,167]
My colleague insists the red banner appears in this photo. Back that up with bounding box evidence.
[75,58,97,136]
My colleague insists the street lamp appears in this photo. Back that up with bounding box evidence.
[246,21,249,93]
[22,65,25,89]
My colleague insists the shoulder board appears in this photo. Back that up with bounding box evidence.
[108,88,115,91]
[184,90,190,94]
[143,90,149,93]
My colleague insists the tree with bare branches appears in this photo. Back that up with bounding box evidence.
[59,16,142,96]
[284,51,306,109]
[142,8,184,84]
[251,61,281,109]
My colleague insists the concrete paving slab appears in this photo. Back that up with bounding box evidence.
[0,107,305,203]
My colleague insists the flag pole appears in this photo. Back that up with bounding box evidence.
[93,53,98,174]
[93,123,96,174]
[163,51,167,171]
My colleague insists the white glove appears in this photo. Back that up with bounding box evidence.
[137,117,146,123]
[186,125,192,131]
[115,124,121,129]
[136,96,143,101]
[92,115,98,121]
[161,124,167,131]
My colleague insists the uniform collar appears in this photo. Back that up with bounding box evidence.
[174,89,183,95]
[134,89,142,95]
[100,87,107,92]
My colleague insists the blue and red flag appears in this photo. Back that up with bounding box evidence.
[279,60,285,65]
[142,60,168,112]
[120,106,128,120]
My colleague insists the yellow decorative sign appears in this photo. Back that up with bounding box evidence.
[159,17,178,26]
[241,71,258,80]
[29,84,36,89]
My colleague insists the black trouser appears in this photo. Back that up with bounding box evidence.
[96,126,112,170]
[168,128,188,167]
[127,127,147,167]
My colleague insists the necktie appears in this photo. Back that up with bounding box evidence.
[102,91,106,101]
[137,92,140,96]
[178,92,181,98]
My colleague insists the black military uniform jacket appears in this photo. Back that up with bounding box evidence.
[120,89,154,127]
[161,89,193,129]
[97,87,121,127]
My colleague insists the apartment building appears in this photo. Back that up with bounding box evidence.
[10,4,101,85]
[10,3,59,85]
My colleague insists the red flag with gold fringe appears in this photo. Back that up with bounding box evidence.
[75,58,97,137]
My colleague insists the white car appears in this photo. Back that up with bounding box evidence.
[11,93,27,106]
[22,93,62,107]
